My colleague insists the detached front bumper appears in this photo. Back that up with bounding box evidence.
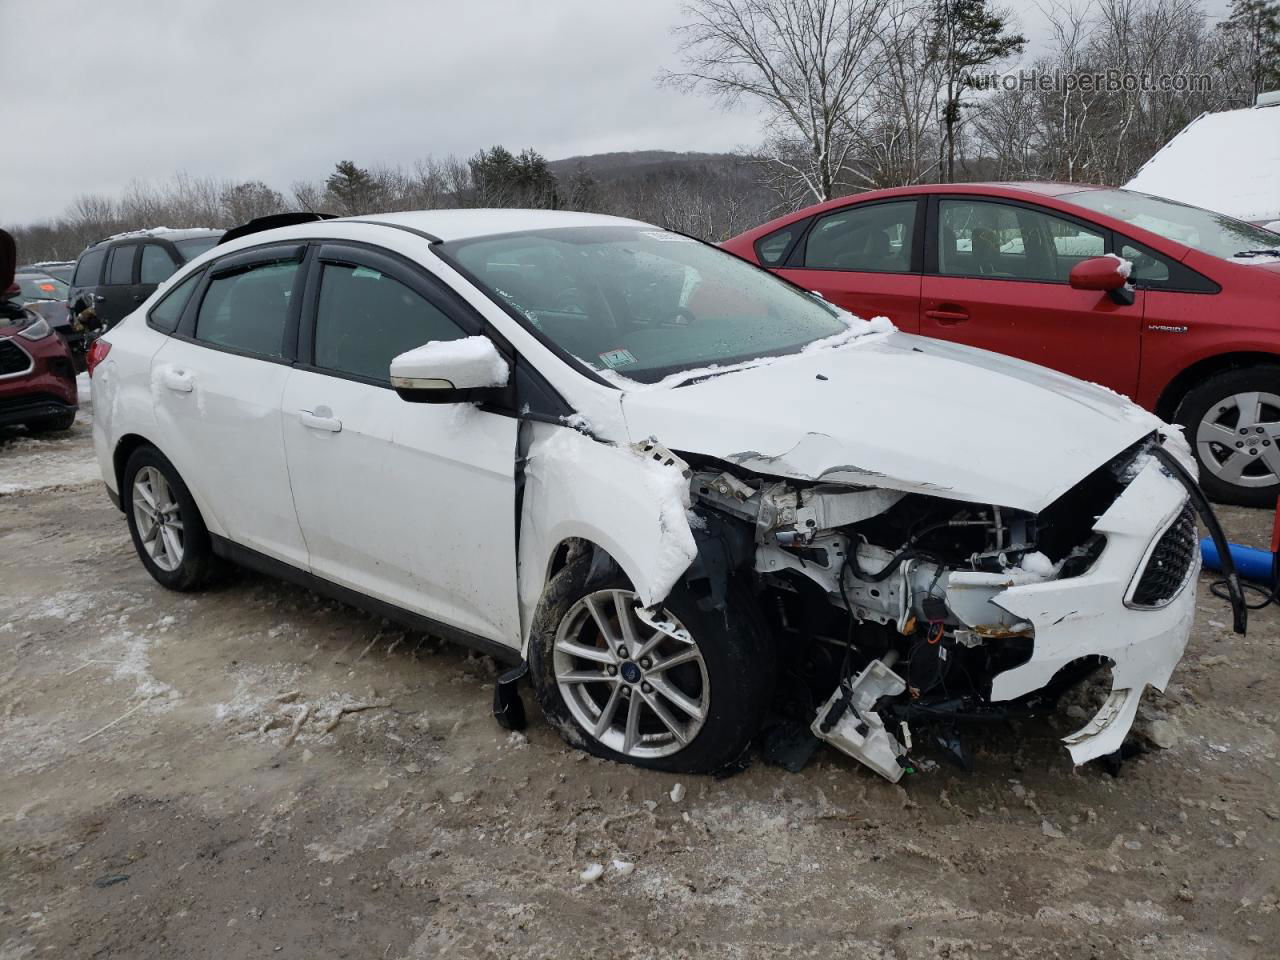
[989,457,1199,764]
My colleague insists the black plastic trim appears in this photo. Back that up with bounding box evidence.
[209,534,521,664]
[1149,444,1246,635]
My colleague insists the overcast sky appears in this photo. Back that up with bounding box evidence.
[0,0,1228,226]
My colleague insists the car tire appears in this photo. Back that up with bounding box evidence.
[25,410,76,433]
[1174,365,1280,508]
[122,445,221,591]
[529,554,775,774]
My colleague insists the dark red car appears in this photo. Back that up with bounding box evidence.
[723,183,1280,506]
[1,231,78,433]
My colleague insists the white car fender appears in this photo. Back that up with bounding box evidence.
[516,423,698,651]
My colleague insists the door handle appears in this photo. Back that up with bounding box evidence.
[924,307,970,325]
[298,409,342,433]
[161,369,194,393]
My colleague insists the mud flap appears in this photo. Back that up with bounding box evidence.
[493,662,529,731]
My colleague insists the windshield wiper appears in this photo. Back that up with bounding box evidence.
[1233,249,1280,258]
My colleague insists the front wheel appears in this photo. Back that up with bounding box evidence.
[1175,366,1280,507]
[529,556,775,774]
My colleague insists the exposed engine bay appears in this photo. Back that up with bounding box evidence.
[672,436,1221,781]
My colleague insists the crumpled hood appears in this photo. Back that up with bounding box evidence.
[619,331,1163,513]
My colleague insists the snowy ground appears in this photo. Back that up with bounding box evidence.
[1,393,1278,959]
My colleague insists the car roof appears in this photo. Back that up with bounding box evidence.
[350,208,651,242]
[88,227,223,249]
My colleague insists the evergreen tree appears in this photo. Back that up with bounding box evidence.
[931,0,1025,182]
[469,146,559,208]
[567,161,599,211]
[325,160,377,215]
[1220,0,1280,100]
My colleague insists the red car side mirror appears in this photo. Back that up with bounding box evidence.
[1069,256,1128,291]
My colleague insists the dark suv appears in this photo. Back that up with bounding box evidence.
[68,228,222,330]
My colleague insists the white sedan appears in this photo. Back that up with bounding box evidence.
[87,210,1238,780]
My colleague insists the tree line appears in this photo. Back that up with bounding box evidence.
[6,0,1277,264]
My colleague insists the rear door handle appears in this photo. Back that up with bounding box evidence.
[299,409,342,433]
[924,307,970,325]
[161,369,194,393]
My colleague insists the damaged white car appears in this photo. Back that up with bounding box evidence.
[89,210,1245,782]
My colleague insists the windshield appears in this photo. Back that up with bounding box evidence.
[1064,188,1279,259]
[175,236,219,261]
[16,275,69,300]
[441,226,849,383]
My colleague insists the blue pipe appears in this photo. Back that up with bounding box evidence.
[1200,538,1277,585]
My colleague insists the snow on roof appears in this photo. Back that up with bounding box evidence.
[99,226,221,243]
[1125,102,1280,223]
[354,209,649,242]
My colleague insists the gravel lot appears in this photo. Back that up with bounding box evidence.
[2,400,1278,959]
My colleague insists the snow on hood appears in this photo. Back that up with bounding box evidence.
[619,332,1163,514]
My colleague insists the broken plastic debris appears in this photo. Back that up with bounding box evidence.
[579,862,605,883]
[1041,819,1066,839]
[669,782,686,803]
[611,859,635,877]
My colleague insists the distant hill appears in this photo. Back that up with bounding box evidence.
[547,150,747,182]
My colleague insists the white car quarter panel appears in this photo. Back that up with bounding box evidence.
[281,369,521,647]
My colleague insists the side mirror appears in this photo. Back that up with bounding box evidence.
[389,335,510,404]
[1069,255,1134,304]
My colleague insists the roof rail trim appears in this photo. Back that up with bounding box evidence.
[342,219,442,244]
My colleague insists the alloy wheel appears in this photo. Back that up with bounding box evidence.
[552,588,709,759]
[132,466,184,572]
[1195,391,1280,489]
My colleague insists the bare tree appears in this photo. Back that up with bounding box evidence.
[851,0,944,187]
[663,0,888,202]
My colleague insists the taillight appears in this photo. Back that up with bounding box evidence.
[86,338,112,376]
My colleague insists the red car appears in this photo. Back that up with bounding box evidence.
[1,232,79,433]
[723,183,1280,506]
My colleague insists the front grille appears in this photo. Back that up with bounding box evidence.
[1131,502,1198,606]
[0,338,32,376]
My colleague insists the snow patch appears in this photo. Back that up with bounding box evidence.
[1019,551,1056,578]
[1104,252,1133,279]
[391,336,509,388]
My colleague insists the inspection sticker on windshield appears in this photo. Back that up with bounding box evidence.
[599,347,637,368]
[642,230,694,243]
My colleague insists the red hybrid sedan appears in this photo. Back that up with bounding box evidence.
[723,183,1280,506]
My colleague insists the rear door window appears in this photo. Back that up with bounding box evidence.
[195,260,300,359]
[107,244,137,285]
[140,244,179,284]
[73,247,107,287]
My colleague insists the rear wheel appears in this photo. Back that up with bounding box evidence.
[123,445,220,590]
[1175,366,1280,507]
[529,555,775,773]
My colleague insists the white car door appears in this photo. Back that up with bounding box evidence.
[280,244,521,649]
[150,244,309,567]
